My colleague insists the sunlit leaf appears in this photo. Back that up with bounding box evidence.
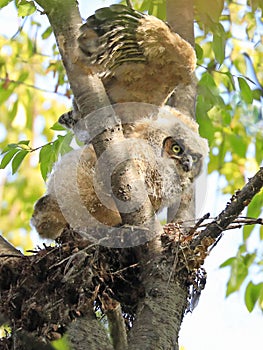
[260,225,263,240]
[39,143,56,181]
[228,133,247,158]
[18,140,30,146]
[55,133,74,155]
[11,149,29,173]
[226,257,248,296]
[0,148,20,169]
[195,43,203,60]
[17,0,36,17]
[255,132,263,165]
[196,108,216,143]
[225,248,256,296]
[220,257,235,267]
[212,24,226,64]
[50,122,66,131]
[238,77,253,104]
[248,0,263,11]
[0,82,16,104]
[243,192,263,240]
[0,0,12,9]
[252,88,263,100]
[245,282,263,312]
[42,26,53,39]
[221,71,235,91]
[195,0,224,25]
[9,99,19,121]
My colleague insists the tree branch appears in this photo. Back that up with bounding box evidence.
[167,0,195,45]
[191,167,263,249]
[34,0,159,237]
[127,2,198,349]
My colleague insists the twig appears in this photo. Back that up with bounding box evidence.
[0,77,69,97]
[190,167,263,249]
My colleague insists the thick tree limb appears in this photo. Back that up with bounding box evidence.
[125,2,198,349]
[34,0,159,238]
[166,0,197,224]
[67,314,114,350]
[128,240,188,350]
[191,167,263,249]
[167,0,195,45]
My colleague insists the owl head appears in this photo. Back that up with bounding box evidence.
[117,105,208,212]
[131,106,208,186]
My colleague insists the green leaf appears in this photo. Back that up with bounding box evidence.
[18,140,30,146]
[50,122,66,131]
[42,26,53,40]
[0,82,16,104]
[249,0,263,11]
[228,133,247,158]
[255,132,263,165]
[243,253,256,267]
[212,24,226,64]
[0,0,12,9]
[5,143,20,149]
[54,133,74,156]
[17,0,36,17]
[195,43,203,60]
[252,88,263,101]
[196,108,215,143]
[11,149,29,174]
[9,100,19,121]
[225,255,248,296]
[220,257,235,268]
[18,70,29,82]
[39,143,56,181]
[0,148,20,169]
[245,282,263,312]
[238,77,253,104]
[221,71,235,91]
[260,225,263,240]
[243,192,263,240]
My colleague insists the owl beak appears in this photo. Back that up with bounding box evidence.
[181,154,193,172]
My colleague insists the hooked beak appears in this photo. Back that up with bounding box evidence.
[181,154,193,172]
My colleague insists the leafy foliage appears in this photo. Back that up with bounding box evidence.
[0,17,69,250]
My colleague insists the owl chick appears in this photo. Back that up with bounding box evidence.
[77,4,196,105]
[32,107,208,240]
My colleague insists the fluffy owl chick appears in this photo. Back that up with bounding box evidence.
[32,107,208,240]
[78,4,196,105]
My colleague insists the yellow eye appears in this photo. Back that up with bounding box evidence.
[172,144,181,154]
[192,155,199,163]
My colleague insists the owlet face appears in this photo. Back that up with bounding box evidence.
[162,136,203,180]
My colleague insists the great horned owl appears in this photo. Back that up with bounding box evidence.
[59,4,196,129]
[31,106,208,240]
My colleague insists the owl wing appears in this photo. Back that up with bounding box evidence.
[78,4,196,105]
[78,5,146,74]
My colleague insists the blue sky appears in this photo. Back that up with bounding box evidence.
[0,1,262,349]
